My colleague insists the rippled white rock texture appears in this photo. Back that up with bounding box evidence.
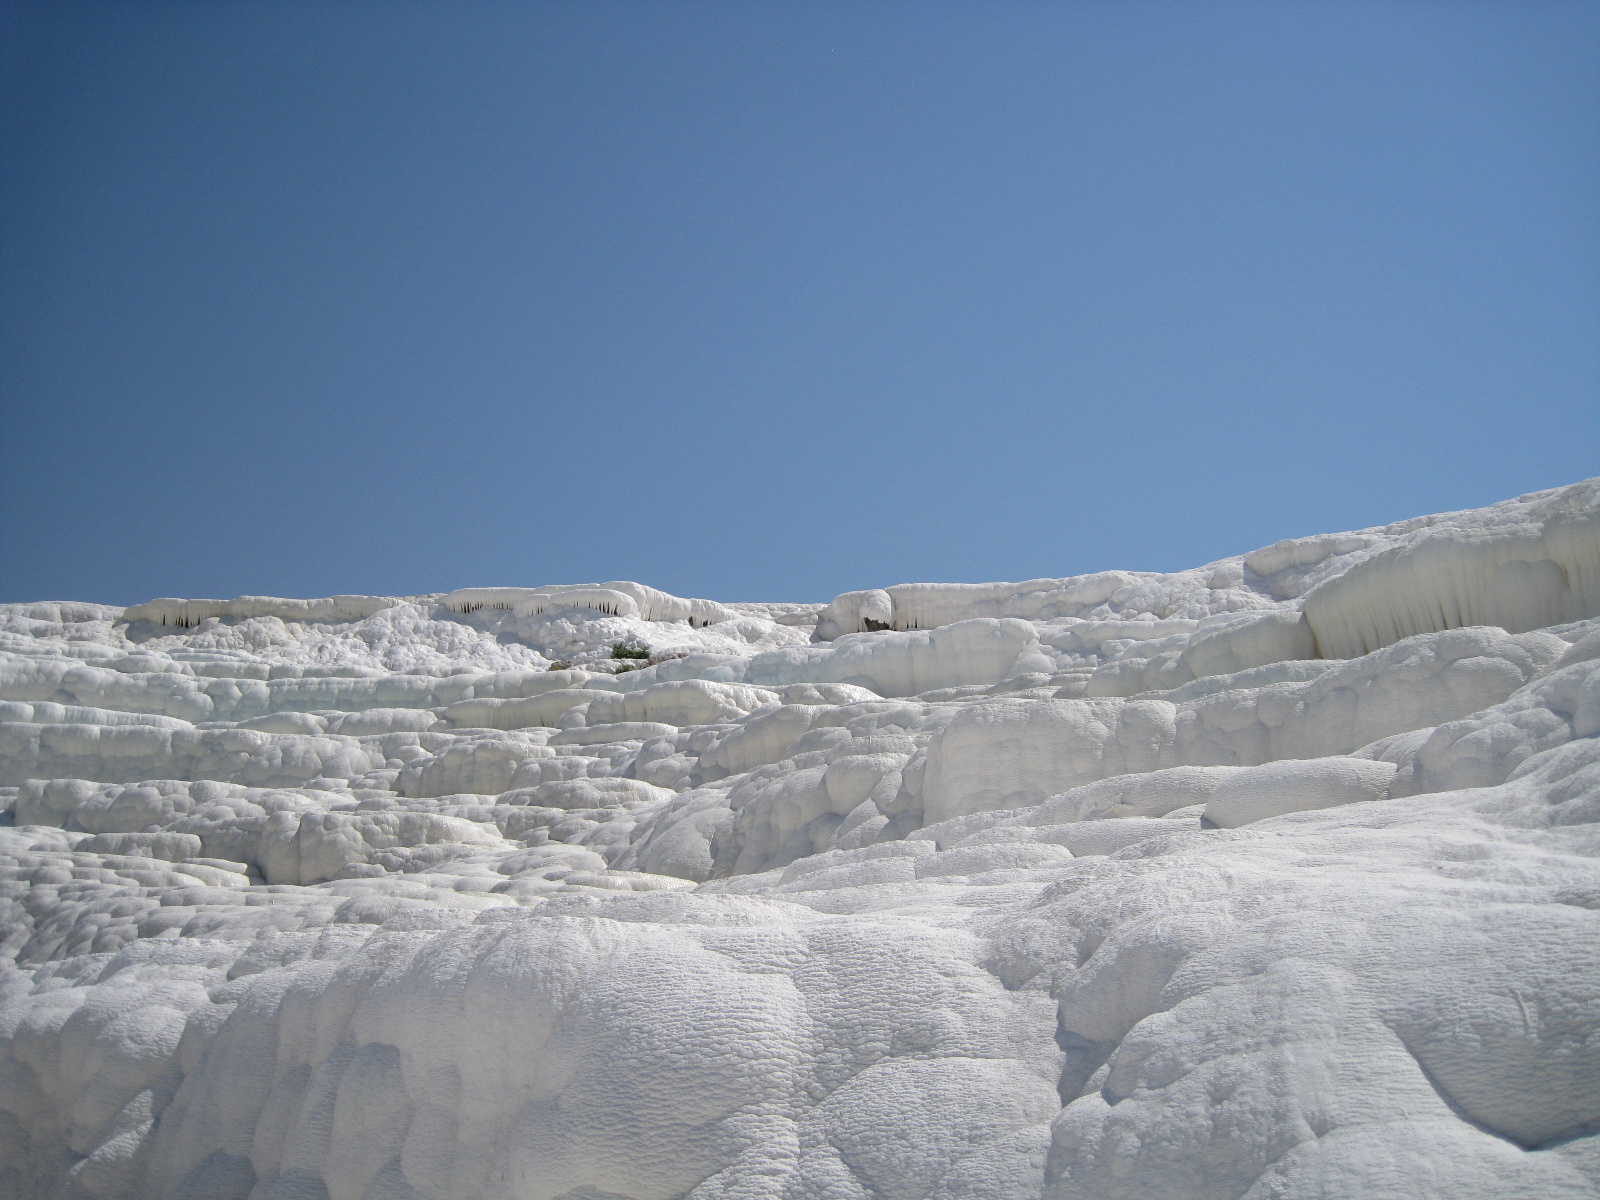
[3,479,1599,1200]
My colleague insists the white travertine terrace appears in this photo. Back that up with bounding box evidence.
[2,478,1598,1199]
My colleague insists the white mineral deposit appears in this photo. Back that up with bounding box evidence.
[3,477,1599,1199]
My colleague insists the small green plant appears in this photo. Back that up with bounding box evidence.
[611,642,651,660]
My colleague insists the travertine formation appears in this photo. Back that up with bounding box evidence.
[3,479,1598,1199]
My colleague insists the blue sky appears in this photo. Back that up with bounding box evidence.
[2,0,1596,605]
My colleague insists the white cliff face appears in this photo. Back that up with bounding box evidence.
[1,478,1599,1200]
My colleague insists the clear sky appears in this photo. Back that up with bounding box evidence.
[2,0,1596,606]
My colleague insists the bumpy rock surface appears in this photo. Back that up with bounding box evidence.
[2,479,1599,1199]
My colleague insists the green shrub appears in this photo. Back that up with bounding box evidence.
[611,642,651,660]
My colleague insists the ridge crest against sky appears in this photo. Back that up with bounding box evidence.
[2,0,1597,605]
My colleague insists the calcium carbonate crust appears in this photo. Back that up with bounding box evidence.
[1,478,1598,1200]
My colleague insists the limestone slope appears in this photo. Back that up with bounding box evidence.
[1,478,1598,1200]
